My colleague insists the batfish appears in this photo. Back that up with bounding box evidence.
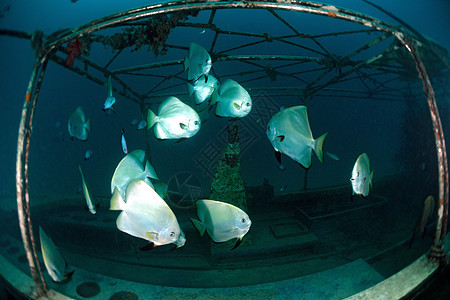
[350,153,373,197]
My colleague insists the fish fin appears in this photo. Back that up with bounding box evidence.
[231,237,243,250]
[64,269,75,281]
[210,88,219,106]
[85,119,91,133]
[233,102,241,110]
[274,150,282,164]
[183,57,189,71]
[147,109,157,129]
[140,242,157,251]
[110,187,125,210]
[204,75,208,83]
[190,218,206,236]
[276,135,285,142]
[369,170,374,188]
[187,82,195,97]
[314,132,328,163]
[146,232,159,241]
[179,123,188,130]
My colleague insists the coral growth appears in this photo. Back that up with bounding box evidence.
[106,10,198,56]
[65,38,83,67]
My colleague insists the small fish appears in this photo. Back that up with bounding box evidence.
[55,121,62,128]
[131,119,139,126]
[278,164,285,171]
[39,227,74,282]
[199,29,206,34]
[266,105,327,169]
[147,97,201,140]
[111,149,159,196]
[110,179,186,248]
[78,165,96,214]
[350,153,373,197]
[103,96,116,112]
[211,79,252,118]
[84,149,93,160]
[184,42,212,82]
[103,74,116,112]
[188,75,219,105]
[325,151,340,161]
[68,106,91,141]
[190,200,251,249]
[409,195,435,248]
[137,120,147,130]
[121,128,128,154]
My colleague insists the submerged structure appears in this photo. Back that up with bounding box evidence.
[0,0,448,298]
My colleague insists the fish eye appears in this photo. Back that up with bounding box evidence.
[246,102,250,106]
[194,120,199,125]
[169,232,175,237]
[267,125,270,131]
[241,218,246,223]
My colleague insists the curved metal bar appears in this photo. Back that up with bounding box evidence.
[16,55,50,297]
[12,3,448,296]
[397,36,449,262]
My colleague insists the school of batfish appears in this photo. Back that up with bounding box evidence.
[42,42,381,282]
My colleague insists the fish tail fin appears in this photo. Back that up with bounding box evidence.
[187,83,195,97]
[314,132,328,163]
[369,170,374,188]
[147,109,157,130]
[85,119,91,133]
[210,88,219,106]
[184,57,189,71]
[78,164,84,179]
[110,187,126,211]
[190,218,206,236]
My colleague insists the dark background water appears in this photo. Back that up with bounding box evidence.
[0,0,448,211]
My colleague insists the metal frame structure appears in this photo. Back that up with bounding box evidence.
[2,0,447,297]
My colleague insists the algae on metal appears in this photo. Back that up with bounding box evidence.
[209,124,247,211]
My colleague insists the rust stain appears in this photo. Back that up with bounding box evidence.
[328,12,337,17]
[25,92,31,103]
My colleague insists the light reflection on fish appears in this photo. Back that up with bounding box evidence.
[121,128,128,154]
[147,97,201,140]
[190,200,251,249]
[266,105,327,169]
[110,179,186,249]
[111,149,159,196]
[78,165,96,214]
[39,227,74,283]
[350,153,373,198]
[184,42,212,82]
[211,79,252,118]
[188,75,219,105]
[68,106,90,141]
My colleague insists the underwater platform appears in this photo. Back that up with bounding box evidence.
[0,175,437,298]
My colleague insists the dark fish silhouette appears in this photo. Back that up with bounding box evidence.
[409,195,434,248]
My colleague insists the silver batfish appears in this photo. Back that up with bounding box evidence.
[78,165,96,214]
[111,149,159,196]
[147,97,201,139]
[350,153,373,197]
[39,227,74,282]
[190,199,251,249]
[184,42,212,81]
[266,105,327,168]
[188,75,219,105]
[110,179,186,248]
[211,79,252,118]
[68,106,91,141]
